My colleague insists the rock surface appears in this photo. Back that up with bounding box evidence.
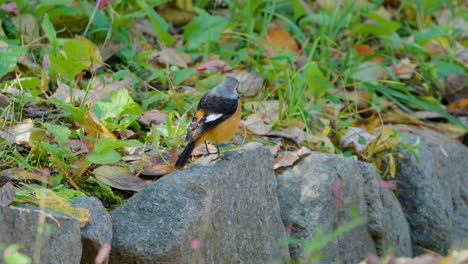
[110,143,289,264]
[397,130,468,254]
[74,197,112,264]
[276,152,412,263]
[0,205,82,264]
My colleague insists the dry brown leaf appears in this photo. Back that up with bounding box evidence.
[351,114,380,133]
[227,70,264,97]
[262,127,306,145]
[391,58,417,79]
[267,141,282,156]
[93,166,151,192]
[448,98,468,115]
[138,109,169,127]
[342,89,374,109]
[340,127,377,153]
[192,143,217,156]
[0,119,34,146]
[274,147,312,170]
[35,189,90,227]
[1,167,53,185]
[52,79,86,103]
[444,73,468,104]
[262,23,299,58]
[66,139,89,155]
[244,100,279,123]
[242,113,273,135]
[139,149,178,176]
[196,59,232,73]
[151,47,192,68]
[0,182,14,207]
[99,41,125,62]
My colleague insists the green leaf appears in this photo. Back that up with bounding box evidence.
[352,13,400,36]
[86,138,143,164]
[0,46,26,78]
[414,25,448,45]
[431,60,465,79]
[304,62,333,100]
[41,14,57,44]
[184,7,229,47]
[173,68,196,86]
[49,37,102,80]
[42,123,71,147]
[93,89,142,130]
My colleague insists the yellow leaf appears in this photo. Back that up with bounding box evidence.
[83,111,117,151]
[35,189,90,227]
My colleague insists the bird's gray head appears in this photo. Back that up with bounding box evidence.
[209,76,239,99]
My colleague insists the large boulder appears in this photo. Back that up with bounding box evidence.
[397,130,468,254]
[110,143,289,264]
[73,197,112,264]
[0,206,82,264]
[277,152,412,263]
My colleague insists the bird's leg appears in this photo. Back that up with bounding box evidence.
[204,141,211,155]
[210,144,223,162]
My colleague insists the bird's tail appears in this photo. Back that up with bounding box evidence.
[175,142,196,168]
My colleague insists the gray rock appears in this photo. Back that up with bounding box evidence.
[277,152,412,263]
[0,206,82,264]
[74,197,112,264]
[397,130,468,254]
[110,143,289,264]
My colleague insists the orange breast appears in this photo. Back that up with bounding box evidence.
[196,99,242,145]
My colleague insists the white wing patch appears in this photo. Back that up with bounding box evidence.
[205,113,223,122]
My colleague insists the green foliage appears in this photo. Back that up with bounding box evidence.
[86,138,143,164]
[93,89,143,130]
[184,7,229,48]
[3,244,31,264]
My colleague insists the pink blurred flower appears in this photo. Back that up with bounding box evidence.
[1,2,18,15]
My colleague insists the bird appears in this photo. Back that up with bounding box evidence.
[175,76,242,168]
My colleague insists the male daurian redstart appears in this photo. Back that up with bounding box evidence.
[175,76,241,168]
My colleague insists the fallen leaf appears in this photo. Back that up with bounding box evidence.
[340,127,377,153]
[66,140,89,155]
[35,188,90,227]
[87,77,133,106]
[0,118,34,146]
[355,44,387,62]
[52,79,86,104]
[227,70,264,97]
[274,147,312,170]
[350,114,380,133]
[350,61,389,84]
[83,111,117,151]
[444,73,468,104]
[448,98,468,115]
[391,58,417,79]
[139,150,178,176]
[99,41,125,62]
[93,166,152,191]
[138,109,169,127]
[157,3,196,26]
[242,113,273,135]
[262,23,299,58]
[0,182,14,207]
[244,100,280,123]
[192,143,217,156]
[151,47,192,68]
[261,127,306,145]
[267,141,281,156]
[196,59,232,73]
[0,167,52,185]
[115,129,138,140]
